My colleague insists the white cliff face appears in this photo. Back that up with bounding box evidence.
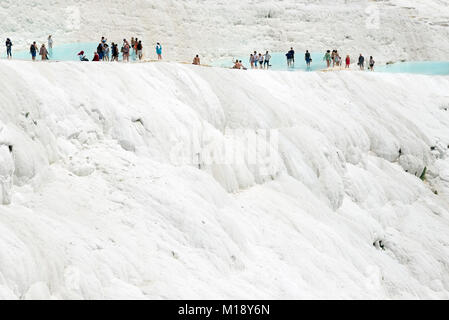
[0,59,448,299]
[0,124,15,205]
[0,146,14,205]
[1,0,449,63]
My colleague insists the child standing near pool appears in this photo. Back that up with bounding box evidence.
[345,55,350,68]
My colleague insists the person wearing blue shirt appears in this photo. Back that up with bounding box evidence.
[156,42,162,60]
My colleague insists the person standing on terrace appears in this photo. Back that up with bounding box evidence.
[323,50,331,68]
[264,51,271,69]
[5,38,12,59]
[30,42,38,61]
[305,50,312,69]
[193,55,200,65]
[39,44,48,60]
[48,35,53,57]
[156,42,162,60]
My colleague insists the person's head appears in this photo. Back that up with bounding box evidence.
[239,60,242,63]
[360,53,362,56]
[48,35,51,38]
[370,56,373,59]
[42,44,45,47]
[33,41,36,44]
[196,55,199,58]
[157,42,160,45]
[327,50,330,53]
[7,38,10,41]
[266,51,269,54]
[306,50,309,53]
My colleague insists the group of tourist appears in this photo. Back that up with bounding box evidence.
[248,51,272,69]
[2,36,164,62]
[229,47,375,71]
[322,50,375,71]
[3,36,376,71]
[28,36,53,61]
[80,37,162,62]
[2,36,51,61]
[231,50,273,70]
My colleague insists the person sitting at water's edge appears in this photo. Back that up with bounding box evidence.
[232,60,247,70]
[193,55,200,65]
[77,51,89,61]
[92,51,100,61]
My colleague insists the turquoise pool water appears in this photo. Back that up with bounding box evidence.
[1,42,139,61]
[2,45,449,76]
[376,61,449,75]
[213,52,449,75]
